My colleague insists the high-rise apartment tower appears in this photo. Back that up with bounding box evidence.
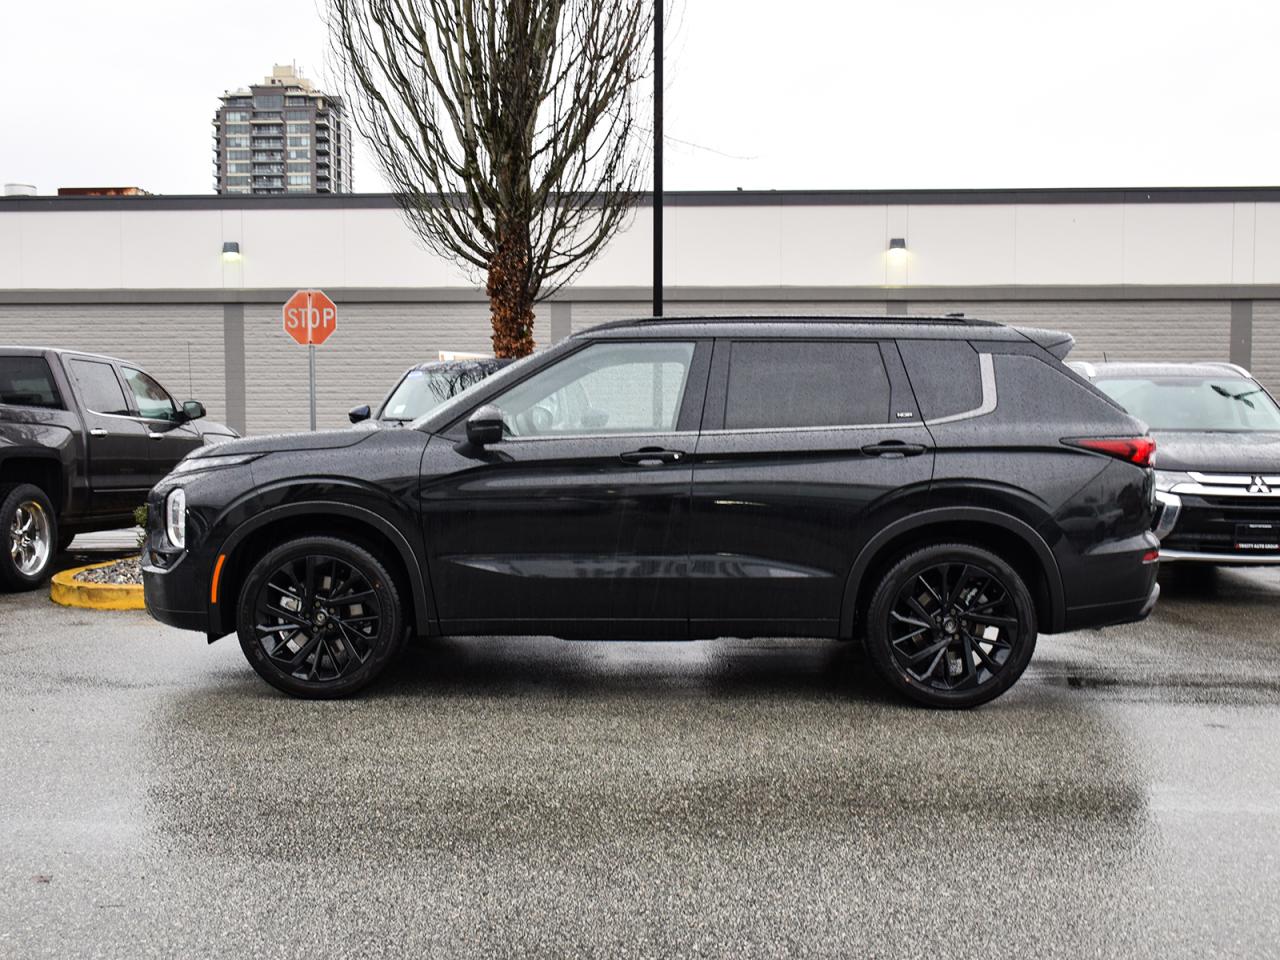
[213,64,351,195]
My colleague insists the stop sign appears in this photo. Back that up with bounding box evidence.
[282,289,337,346]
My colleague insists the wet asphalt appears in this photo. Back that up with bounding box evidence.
[1,562,1279,959]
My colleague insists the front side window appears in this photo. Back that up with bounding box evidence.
[68,359,131,416]
[491,341,695,438]
[0,357,62,409]
[121,367,177,421]
[724,341,890,429]
[1095,376,1280,431]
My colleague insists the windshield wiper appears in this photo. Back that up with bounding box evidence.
[1210,384,1258,409]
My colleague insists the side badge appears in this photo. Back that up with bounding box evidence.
[895,411,915,419]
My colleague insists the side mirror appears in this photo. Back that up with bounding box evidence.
[466,404,505,446]
[348,404,372,424]
[181,400,206,421]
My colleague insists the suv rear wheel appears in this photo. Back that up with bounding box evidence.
[865,543,1037,708]
[236,536,405,699]
[1,483,58,591]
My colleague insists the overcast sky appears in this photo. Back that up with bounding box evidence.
[3,0,1279,195]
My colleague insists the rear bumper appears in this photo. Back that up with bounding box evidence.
[1063,579,1160,631]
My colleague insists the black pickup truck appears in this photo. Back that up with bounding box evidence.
[0,346,237,590]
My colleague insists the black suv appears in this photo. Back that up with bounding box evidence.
[143,317,1159,708]
[1073,360,1280,564]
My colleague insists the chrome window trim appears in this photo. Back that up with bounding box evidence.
[924,353,996,426]
[701,422,930,437]
[499,430,700,444]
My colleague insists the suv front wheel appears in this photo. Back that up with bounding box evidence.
[865,543,1037,708]
[236,536,405,699]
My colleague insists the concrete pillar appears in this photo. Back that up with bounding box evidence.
[223,303,247,435]
[547,301,573,343]
[1230,300,1254,370]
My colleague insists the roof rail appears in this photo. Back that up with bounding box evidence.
[620,314,1003,328]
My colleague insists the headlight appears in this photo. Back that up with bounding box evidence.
[164,487,186,549]
[173,453,259,474]
[1154,470,1192,492]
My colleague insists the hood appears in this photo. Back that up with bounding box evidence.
[1153,430,1280,474]
[185,428,374,459]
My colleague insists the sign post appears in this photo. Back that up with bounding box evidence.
[282,289,337,431]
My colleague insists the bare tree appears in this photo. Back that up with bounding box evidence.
[328,0,655,357]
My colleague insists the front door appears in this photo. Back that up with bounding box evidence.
[421,339,710,639]
[64,357,152,518]
[118,365,203,483]
[689,338,935,637]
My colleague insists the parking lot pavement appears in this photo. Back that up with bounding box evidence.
[1,568,1279,959]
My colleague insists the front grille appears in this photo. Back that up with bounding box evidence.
[1165,493,1280,555]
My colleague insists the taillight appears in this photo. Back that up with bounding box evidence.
[1062,436,1156,467]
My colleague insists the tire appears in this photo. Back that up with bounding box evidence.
[236,536,405,699]
[864,543,1037,709]
[0,483,59,591]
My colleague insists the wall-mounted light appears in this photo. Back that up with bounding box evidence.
[888,237,907,253]
[221,241,242,262]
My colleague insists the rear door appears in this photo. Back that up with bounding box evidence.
[63,357,152,517]
[688,338,934,637]
[117,365,202,482]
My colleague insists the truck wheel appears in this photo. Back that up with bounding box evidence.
[864,543,1037,709]
[236,536,405,699]
[0,483,59,591]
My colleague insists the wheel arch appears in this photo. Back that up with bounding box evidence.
[209,501,436,637]
[0,451,67,514]
[840,507,1065,639]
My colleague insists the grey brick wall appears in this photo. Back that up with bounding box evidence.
[4,297,1264,435]
[1252,301,1280,394]
[0,304,228,422]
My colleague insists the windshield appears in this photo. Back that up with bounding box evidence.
[410,350,542,431]
[1095,376,1280,431]
[380,362,503,422]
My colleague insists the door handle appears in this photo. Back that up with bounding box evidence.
[620,448,685,466]
[861,440,928,459]
[89,428,107,438]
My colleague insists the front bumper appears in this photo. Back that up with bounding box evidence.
[142,553,215,634]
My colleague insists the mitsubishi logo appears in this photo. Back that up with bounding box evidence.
[1248,476,1272,495]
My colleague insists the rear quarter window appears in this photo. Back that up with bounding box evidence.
[0,356,63,410]
[897,340,982,420]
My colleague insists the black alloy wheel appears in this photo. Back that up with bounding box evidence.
[865,543,1037,708]
[236,536,404,698]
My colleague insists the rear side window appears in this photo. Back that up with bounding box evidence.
[724,340,890,429]
[897,340,982,420]
[68,359,132,416]
[0,356,62,409]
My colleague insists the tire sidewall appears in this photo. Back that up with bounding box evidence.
[0,483,59,590]
[236,536,403,699]
[866,543,1037,709]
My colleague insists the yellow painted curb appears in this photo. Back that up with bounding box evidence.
[50,559,145,611]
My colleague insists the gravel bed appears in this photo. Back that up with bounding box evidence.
[72,556,143,585]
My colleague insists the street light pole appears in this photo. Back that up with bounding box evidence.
[652,0,663,318]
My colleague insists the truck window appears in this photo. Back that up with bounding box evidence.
[122,367,178,421]
[0,357,63,409]
[68,359,132,417]
[723,340,890,429]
